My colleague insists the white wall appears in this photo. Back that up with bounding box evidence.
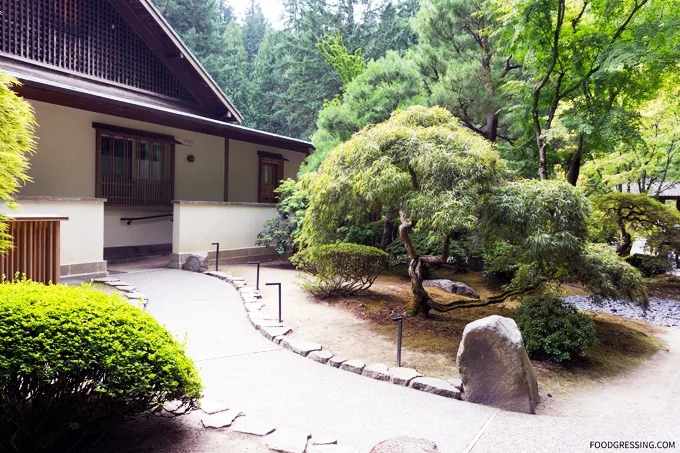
[0,198,104,265]
[228,139,307,203]
[172,202,276,254]
[23,100,225,201]
[104,207,173,248]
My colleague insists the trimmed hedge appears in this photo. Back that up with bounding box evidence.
[0,280,202,452]
[291,243,388,297]
[516,296,597,362]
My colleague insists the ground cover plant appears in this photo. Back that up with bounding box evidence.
[0,280,202,453]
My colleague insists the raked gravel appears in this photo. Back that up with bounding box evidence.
[564,296,680,327]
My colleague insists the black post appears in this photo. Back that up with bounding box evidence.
[211,242,220,271]
[392,316,403,367]
[247,261,261,290]
[266,282,282,322]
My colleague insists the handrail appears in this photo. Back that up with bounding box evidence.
[120,213,173,225]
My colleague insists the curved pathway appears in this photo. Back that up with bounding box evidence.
[122,269,680,453]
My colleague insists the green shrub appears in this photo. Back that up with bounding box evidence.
[482,242,521,283]
[625,253,673,277]
[337,220,385,247]
[256,179,308,256]
[0,280,202,452]
[515,296,597,362]
[291,243,388,297]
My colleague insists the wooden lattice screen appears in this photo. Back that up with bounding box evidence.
[0,0,197,103]
[0,218,63,284]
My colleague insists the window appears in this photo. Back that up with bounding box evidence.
[258,152,286,203]
[95,123,175,205]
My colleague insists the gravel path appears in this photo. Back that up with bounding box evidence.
[564,296,680,327]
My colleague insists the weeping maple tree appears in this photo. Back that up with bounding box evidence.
[299,106,504,316]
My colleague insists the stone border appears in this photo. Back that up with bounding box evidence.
[202,270,463,401]
[92,277,149,311]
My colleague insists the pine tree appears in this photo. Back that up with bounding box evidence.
[242,0,268,78]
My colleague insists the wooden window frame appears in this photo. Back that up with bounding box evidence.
[95,126,175,206]
[257,154,285,204]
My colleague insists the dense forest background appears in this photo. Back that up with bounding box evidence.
[153,0,680,191]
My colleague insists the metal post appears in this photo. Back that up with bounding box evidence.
[266,282,282,322]
[211,242,220,271]
[247,261,261,290]
[392,316,403,367]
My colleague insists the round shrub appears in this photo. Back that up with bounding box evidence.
[515,296,597,362]
[0,280,202,452]
[291,243,388,297]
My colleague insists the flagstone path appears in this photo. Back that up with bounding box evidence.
[115,268,680,453]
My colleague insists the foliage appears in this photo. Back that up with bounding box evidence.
[481,180,590,283]
[338,220,385,248]
[0,73,35,252]
[290,243,388,297]
[625,253,673,277]
[592,192,680,256]
[242,0,268,77]
[573,243,648,304]
[386,232,443,265]
[482,242,521,282]
[256,179,308,256]
[481,180,647,304]
[0,280,202,452]
[317,29,366,88]
[516,295,597,362]
[300,106,503,315]
[303,51,426,173]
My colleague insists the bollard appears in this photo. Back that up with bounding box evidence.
[211,242,220,272]
[266,282,282,322]
[247,261,261,290]
[392,316,403,367]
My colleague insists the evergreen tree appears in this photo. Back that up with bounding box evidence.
[242,0,268,77]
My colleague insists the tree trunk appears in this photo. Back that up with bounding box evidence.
[566,134,583,186]
[617,222,633,256]
[380,212,393,250]
[487,112,498,143]
[406,257,432,317]
[538,137,549,180]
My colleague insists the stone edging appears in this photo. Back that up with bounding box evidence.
[202,270,464,402]
[93,277,149,311]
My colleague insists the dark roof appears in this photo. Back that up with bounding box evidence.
[627,182,680,198]
[108,0,244,122]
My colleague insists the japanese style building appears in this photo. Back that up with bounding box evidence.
[0,0,313,279]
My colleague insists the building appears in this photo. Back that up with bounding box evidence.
[0,0,313,280]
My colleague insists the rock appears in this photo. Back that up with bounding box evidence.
[309,445,360,453]
[388,367,422,386]
[231,416,276,436]
[114,285,136,292]
[362,363,390,381]
[125,292,147,301]
[279,338,322,356]
[201,409,243,428]
[184,253,209,272]
[93,277,119,283]
[308,350,334,364]
[243,296,259,303]
[231,276,245,282]
[370,437,439,453]
[446,378,463,390]
[340,359,365,374]
[245,302,264,312]
[260,326,292,340]
[457,315,539,414]
[423,279,479,299]
[310,435,338,446]
[108,281,131,287]
[409,377,460,399]
[250,318,285,329]
[204,270,229,280]
[265,428,311,453]
[199,398,229,414]
[328,356,347,368]
[273,336,285,344]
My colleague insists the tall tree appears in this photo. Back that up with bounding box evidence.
[495,0,678,180]
[242,0,268,77]
[413,0,520,144]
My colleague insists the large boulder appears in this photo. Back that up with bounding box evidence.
[423,279,479,299]
[456,315,539,414]
[370,437,439,453]
[184,252,209,272]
